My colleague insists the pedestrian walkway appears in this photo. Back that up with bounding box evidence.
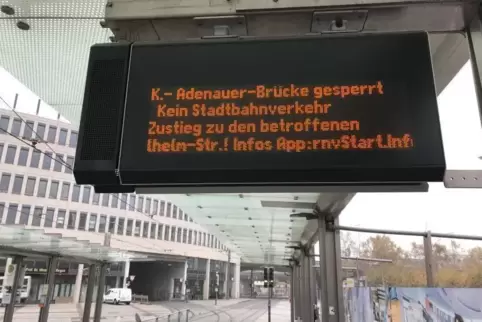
[256,300,290,322]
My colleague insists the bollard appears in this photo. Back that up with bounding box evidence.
[178,311,182,322]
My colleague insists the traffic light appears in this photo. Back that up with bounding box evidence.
[268,267,274,288]
[263,267,268,288]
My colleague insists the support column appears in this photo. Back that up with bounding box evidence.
[181,261,188,298]
[4,256,24,322]
[424,231,435,287]
[293,263,301,320]
[318,215,344,322]
[82,264,97,322]
[226,252,231,299]
[233,263,240,299]
[290,264,294,322]
[304,252,314,322]
[300,253,309,322]
[115,276,120,288]
[123,260,130,288]
[39,256,58,322]
[249,269,253,298]
[94,263,107,322]
[203,259,210,300]
[73,264,84,304]
[223,264,229,296]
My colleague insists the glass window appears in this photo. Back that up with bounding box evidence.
[60,182,70,200]
[64,156,74,174]
[11,119,21,136]
[59,128,68,145]
[11,175,23,195]
[120,194,127,210]
[19,205,30,225]
[203,233,206,246]
[117,218,124,235]
[30,150,40,168]
[0,116,9,134]
[142,222,149,238]
[44,208,54,228]
[150,223,156,239]
[182,228,187,243]
[49,181,59,199]
[164,225,170,241]
[177,227,182,242]
[0,203,4,223]
[0,144,3,160]
[57,210,66,228]
[166,203,172,217]
[173,205,178,219]
[137,197,144,212]
[36,123,46,140]
[171,226,176,242]
[153,200,158,216]
[42,152,52,170]
[18,147,28,166]
[126,219,133,236]
[184,212,188,221]
[92,193,100,205]
[109,217,116,233]
[89,214,97,232]
[111,194,118,208]
[37,179,47,198]
[134,220,141,237]
[67,211,76,229]
[69,131,78,148]
[145,198,151,214]
[0,173,11,193]
[188,230,192,244]
[190,218,193,223]
[23,121,34,139]
[194,231,197,245]
[53,154,63,172]
[72,185,80,202]
[129,195,135,211]
[79,212,87,230]
[32,207,42,227]
[6,204,18,225]
[99,215,107,233]
[157,224,163,239]
[5,145,16,164]
[82,186,91,204]
[25,177,35,196]
[160,201,165,216]
[101,194,109,207]
[47,126,57,143]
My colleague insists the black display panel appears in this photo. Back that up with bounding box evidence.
[118,32,445,186]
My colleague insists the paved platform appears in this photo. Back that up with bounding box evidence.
[0,298,280,321]
[255,300,290,322]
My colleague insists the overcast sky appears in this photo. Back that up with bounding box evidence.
[1,60,481,252]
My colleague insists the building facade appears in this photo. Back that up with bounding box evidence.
[0,107,240,303]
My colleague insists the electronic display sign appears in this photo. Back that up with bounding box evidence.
[118,32,445,186]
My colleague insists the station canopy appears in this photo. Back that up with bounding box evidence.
[0,225,144,262]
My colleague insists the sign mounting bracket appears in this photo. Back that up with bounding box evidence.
[311,10,368,34]
[194,15,247,39]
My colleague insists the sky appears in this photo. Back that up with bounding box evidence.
[1,59,482,253]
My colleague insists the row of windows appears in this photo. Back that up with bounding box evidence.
[0,114,78,148]
[0,144,193,221]
[0,172,194,221]
[0,203,226,250]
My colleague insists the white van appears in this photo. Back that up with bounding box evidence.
[103,288,132,305]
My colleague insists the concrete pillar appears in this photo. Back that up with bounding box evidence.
[73,264,84,304]
[94,263,107,322]
[123,260,130,288]
[115,276,120,288]
[1,258,12,296]
[233,263,240,299]
[181,261,188,298]
[4,256,23,322]
[82,264,97,322]
[169,278,175,300]
[203,259,210,300]
[39,257,58,322]
[223,263,228,295]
